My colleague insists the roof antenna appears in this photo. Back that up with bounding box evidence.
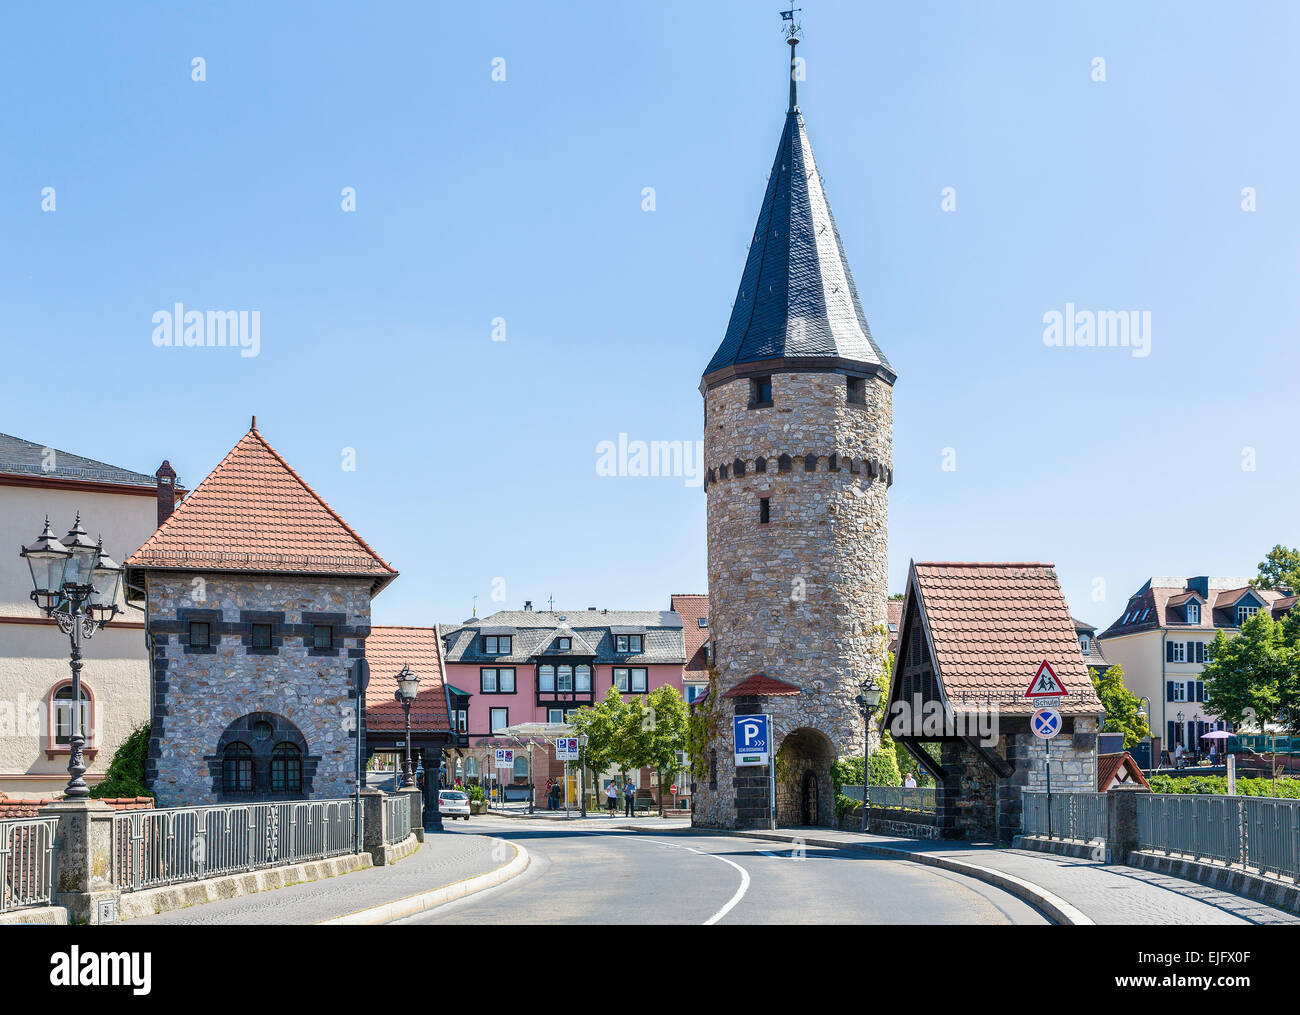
[547,594,555,612]
[781,3,803,113]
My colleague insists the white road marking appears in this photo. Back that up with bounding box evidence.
[632,837,750,925]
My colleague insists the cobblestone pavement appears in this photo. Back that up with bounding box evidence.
[735,827,1300,925]
[129,830,509,925]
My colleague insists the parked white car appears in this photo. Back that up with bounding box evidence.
[438,790,471,819]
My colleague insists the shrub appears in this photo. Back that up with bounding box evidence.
[88,722,151,800]
[1147,774,1300,798]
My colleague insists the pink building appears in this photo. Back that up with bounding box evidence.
[440,601,709,808]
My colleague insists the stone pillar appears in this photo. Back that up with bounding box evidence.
[1106,784,1148,863]
[995,732,1033,844]
[938,740,997,840]
[40,799,121,924]
[399,787,424,842]
[361,788,387,865]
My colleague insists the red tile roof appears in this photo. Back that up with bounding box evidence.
[886,599,903,654]
[1097,752,1150,792]
[364,625,451,732]
[723,673,801,698]
[910,561,1102,715]
[126,424,396,592]
[671,593,710,679]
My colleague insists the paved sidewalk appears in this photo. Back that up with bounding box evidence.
[129,831,510,925]
[729,827,1300,925]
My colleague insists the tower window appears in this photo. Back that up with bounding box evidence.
[804,454,816,472]
[755,457,767,473]
[778,454,792,473]
[759,497,770,524]
[749,376,773,408]
[847,376,866,405]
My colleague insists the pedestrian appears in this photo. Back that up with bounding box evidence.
[904,772,917,789]
[545,778,554,810]
[606,779,618,816]
[550,781,561,810]
[1174,742,1184,770]
[624,778,635,818]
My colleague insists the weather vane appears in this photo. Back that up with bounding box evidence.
[780,3,803,41]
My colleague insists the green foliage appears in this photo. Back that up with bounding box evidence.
[684,668,722,780]
[1148,774,1300,798]
[465,784,485,802]
[831,748,902,798]
[88,722,151,800]
[835,794,860,820]
[569,684,689,811]
[1091,664,1151,749]
[1201,613,1296,731]
[1253,545,1300,593]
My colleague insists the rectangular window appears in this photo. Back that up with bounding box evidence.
[575,665,592,691]
[614,634,644,654]
[749,375,773,408]
[489,708,508,733]
[482,668,514,693]
[618,667,648,693]
[251,623,272,648]
[1237,605,1259,625]
[685,684,707,703]
[1170,642,1186,663]
[614,667,629,692]
[189,622,210,647]
[312,625,333,650]
[760,497,770,524]
[1078,635,1091,655]
[557,637,571,651]
[1187,603,1200,624]
[698,617,708,628]
[846,376,866,405]
[456,710,467,733]
[538,665,555,692]
[1170,681,1187,702]
[548,708,564,724]
[483,635,513,655]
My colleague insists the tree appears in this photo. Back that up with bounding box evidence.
[627,685,689,816]
[1252,545,1300,593]
[1201,613,1294,732]
[568,686,630,803]
[1091,665,1150,749]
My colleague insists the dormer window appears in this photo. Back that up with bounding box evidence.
[615,634,644,654]
[749,376,773,408]
[698,617,708,629]
[557,637,571,652]
[1186,603,1200,624]
[1079,635,1091,655]
[483,635,512,655]
[846,376,866,405]
[1237,604,1259,625]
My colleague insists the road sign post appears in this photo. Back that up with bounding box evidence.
[1027,659,1066,840]
[733,714,775,829]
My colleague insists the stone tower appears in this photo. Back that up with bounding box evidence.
[693,28,896,830]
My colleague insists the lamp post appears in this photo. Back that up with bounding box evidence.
[1176,710,1185,768]
[19,515,122,798]
[394,663,420,789]
[855,684,884,834]
[578,734,588,818]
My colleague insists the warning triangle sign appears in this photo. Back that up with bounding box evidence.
[1025,660,1068,698]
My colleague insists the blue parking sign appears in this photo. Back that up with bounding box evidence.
[734,714,771,766]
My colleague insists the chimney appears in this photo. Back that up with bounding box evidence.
[155,461,177,527]
[523,600,532,611]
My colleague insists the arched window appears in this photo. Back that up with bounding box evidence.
[755,456,767,473]
[271,743,302,793]
[733,458,746,477]
[52,684,92,746]
[513,755,530,784]
[778,454,792,473]
[223,742,254,793]
[804,454,817,472]
[466,756,480,780]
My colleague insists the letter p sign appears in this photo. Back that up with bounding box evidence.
[733,713,771,767]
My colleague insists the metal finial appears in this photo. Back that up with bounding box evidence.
[251,415,258,431]
[781,5,803,113]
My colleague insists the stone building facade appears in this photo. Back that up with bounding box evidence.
[692,34,896,830]
[143,574,372,805]
[125,421,397,808]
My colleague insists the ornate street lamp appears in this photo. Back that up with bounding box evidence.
[20,514,122,798]
[394,663,420,790]
[855,684,884,834]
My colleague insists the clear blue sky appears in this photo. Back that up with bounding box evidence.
[3,1,1297,628]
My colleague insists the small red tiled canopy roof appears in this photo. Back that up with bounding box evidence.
[1097,752,1151,792]
[723,673,801,698]
[126,423,397,593]
[911,561,1102,715]
[364,626,450,732]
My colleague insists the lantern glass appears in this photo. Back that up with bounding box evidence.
[26,549,69,597]
[396,666,420,701]
[91,552,123,616]
[60,517,100,588]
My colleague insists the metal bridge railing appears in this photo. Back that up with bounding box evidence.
[111,799,359,893]
[1022,791,1108,842]
[0,818,58,912]
[384,794,412,845]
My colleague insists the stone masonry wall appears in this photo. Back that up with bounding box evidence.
[145,573,369,807]
[695,371,892,829]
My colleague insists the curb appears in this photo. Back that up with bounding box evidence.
[708,829,1094,926]
[317,839,530,925]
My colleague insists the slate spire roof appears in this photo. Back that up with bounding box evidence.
[126,421,397,593]
[703,37,894,386]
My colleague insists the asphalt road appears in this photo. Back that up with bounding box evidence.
[396,819,1050,925]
